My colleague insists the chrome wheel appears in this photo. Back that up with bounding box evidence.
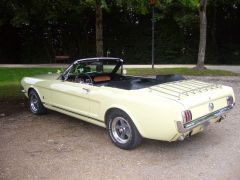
[28,89,46,115]
[111,117,132,144]
[30,93,39,112]
[107,110,142,149]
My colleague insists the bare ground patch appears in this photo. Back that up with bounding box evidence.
[1,76,240,179]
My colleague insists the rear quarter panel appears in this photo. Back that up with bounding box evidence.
[92,87,185,141]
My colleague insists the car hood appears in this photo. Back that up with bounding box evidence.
[33,73,59,80]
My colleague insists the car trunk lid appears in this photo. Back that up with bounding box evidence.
[149,80,230,120]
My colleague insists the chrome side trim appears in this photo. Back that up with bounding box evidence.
[176,104,234,133]
[43,103,103,123]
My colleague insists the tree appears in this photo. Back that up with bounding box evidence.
[169,0,207,69]
[81,0,108,57]
[174,0,208,69]
[96,0,103,56]
[196,0,207,69]
[92,0,146,57]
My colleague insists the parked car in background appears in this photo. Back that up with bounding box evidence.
[21,57,235,149]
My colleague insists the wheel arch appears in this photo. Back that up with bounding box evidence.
[104,107,144,137]
[27,87,43,101]
[27,86,47,115]
[28,87,35,96]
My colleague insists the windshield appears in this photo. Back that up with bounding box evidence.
[73,60,118,74]
[62,58,122,80]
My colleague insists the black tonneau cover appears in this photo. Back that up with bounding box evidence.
[100,74,186,90]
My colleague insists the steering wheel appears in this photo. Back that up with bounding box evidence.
[83,73,93,85]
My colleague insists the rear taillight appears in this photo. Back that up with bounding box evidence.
[227,96,234,106]
[182,110,192,124]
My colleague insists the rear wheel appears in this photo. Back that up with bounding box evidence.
[29,89,46,115]
[106,110,142,150]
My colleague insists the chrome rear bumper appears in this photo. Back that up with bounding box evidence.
[176,104,234,133]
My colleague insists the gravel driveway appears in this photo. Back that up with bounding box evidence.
[0,76,240,179]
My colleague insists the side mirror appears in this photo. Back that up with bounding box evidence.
[123,69,127,75]
[57,69,62,74]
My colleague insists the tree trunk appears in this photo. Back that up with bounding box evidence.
[96,1,103,57]
[211,0,216,47]
[196,0,207,69]
[211,0,217,62]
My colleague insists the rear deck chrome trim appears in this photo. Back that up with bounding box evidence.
[176,104,234,133]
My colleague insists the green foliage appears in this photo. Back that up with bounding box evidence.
[179,0,198,8]
[0,0,240,64]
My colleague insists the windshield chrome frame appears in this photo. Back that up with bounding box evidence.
[58,57,124,81]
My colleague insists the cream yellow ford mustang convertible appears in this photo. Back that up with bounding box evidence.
[21,57,235,149]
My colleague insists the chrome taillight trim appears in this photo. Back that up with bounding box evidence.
[181,110,192,124]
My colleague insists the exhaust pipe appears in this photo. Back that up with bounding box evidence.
[217,115,226,123]
[178,130,193,141]
[178,135,185,141]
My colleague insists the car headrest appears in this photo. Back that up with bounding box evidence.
[156,74,186,83]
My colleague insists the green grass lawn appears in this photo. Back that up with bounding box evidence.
[127,68,239,76]
[0,67,238,98]
[0,67,59,98]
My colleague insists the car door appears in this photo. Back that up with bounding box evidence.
[41,79,91,117]
[80,84,102,119]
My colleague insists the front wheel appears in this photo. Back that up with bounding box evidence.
[29,89,46,115]
[106,110,142,150]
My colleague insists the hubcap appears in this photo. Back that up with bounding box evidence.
[111,117,132,144]
[30,94,39,112]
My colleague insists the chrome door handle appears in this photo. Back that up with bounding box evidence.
[82,88,90,93]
